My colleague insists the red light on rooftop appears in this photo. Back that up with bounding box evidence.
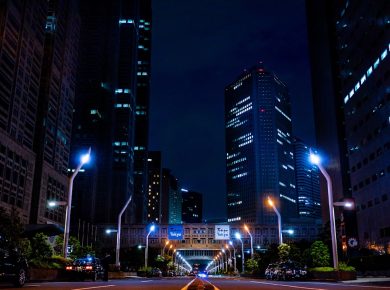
[260,108,265,112]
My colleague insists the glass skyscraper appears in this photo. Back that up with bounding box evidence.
[225,65,297,225]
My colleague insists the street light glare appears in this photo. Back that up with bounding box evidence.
[80,152,90,164]
[344,202,353,208]
[267,197,274,206]
[235,232,241,239]
[48,201,56,207]
[150,225,156,231]
[309,153,320,165]
[106,229,111,234]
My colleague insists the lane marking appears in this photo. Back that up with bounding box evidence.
[72,285,115,290]
[203,279,221,290]
[250,281,326,290]
[306,281,390,289]
[180,278,197,290]
[141,280,152,283]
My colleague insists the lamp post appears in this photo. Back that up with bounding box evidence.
[244,224,254,259]
[235,232,244,273]
[229,240,237,273]
[145,224,155,268]
[162,240,170,255]
[267,196,282,245]
[116,192,133,268]
[309,150,338,269]
[225,244,232,268]
[63,148,91,258]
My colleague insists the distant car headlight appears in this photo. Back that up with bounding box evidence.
[198,273,206,278]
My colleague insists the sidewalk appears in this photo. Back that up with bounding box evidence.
[341,277,390,284]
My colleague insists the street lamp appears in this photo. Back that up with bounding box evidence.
[309,150,338,269]
[267,196,282,245]
[225,244,232,268]
[116,191,133,268]
[228,241,236,273]
[48,201,67,207]
[235,232,244,273]
[244,224,253,259]
[105,229,118,235]
[162,240,170,255]
[63,148,91,258]
[145,224,156,268]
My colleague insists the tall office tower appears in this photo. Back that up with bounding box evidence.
[293,138,321,220]
[161,168,182,224]
[225,65,297,225]
[132,0,152,224]
[31,0,80,225]
[307,0,388,248]
[0,0,48,223]
[71,0,147,226]
[147,151,162,223]
[182,190,203,223]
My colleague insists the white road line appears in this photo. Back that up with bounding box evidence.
[180,278,197,290]
[72,285,115,290]
[141,280,152,282]
[307,281,390,289]
[250,281,326,290]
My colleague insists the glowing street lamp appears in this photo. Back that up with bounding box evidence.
[235,232,244,273]
[228,241,237,273]
[145,224,156,268]
[48,201,67,207]
[267,196,282,245]
[63,148,91,258]
[309,149,338,269]
[162,240,170,255]
[244,224,254,259]
[225,244,232,268]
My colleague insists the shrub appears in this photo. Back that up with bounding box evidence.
[278,243,291,262]
[338,262,355,272]
[309,267,335,272]
[30,233,53,260]
[310,241,330,267]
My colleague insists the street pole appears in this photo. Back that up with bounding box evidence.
[310,150,338,269]
[244,224,254,259]
[116,193,133,268]
[63,147,91,258]
[268,197,283,245]
[145,225,155,268]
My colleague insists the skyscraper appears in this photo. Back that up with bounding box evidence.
[161,168,182,224]
[293,138,321,220]
[225,64,297,225]
[0,0,48,223]
[71,0,149,227]
[182,190,202,223]
[0,0,79,225]
[307,0,388,249]
[147,151,162,223]
[132,0,152,225]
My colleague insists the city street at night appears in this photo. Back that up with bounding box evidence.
[1,277,390,290]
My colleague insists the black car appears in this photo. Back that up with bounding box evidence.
[66,256,104,281]
[0,247,28,287]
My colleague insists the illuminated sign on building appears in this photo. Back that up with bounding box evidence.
[168,225,183,240]
[215,225,230,240]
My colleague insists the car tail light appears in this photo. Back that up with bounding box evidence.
[85,266,93,270]
[66,266,73,270]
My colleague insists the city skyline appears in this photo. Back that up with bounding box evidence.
[150,0,314,220]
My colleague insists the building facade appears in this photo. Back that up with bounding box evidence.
[161,168,182,224]
[132,0,152,225]
[71,0,150,228]
[225,65,297,225]
[147,151,162,223]
[182,190,203,223]
[306,0,388,249]
[0,0,79,225]
[293,138,321,220]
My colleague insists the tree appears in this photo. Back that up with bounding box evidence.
[278,243,291,262]
[245,258,259,274]
[310,241,330,267]
[30,233,53,260]
[0,206,24,248]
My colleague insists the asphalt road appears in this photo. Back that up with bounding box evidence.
[1,276,390,290]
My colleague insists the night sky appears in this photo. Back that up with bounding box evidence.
[150,0,314,220]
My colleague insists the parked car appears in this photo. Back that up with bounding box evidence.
[265,261,307,281]
[65,256,105,281]
[148,268,162,277]
[0,246,28,287]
